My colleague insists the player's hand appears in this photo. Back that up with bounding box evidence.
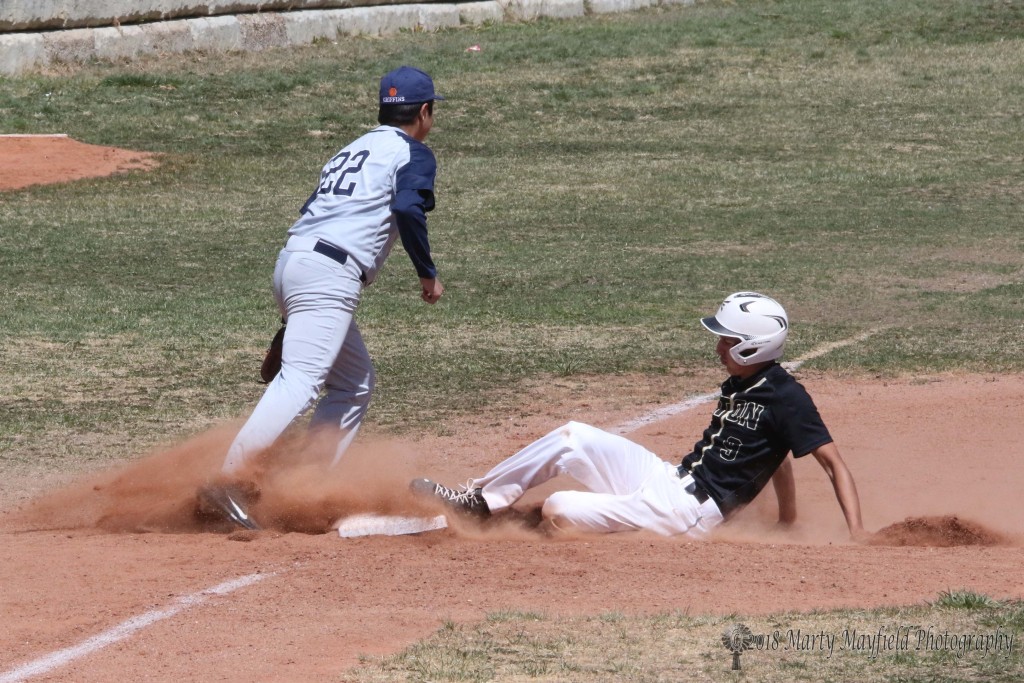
[420,276,444,304]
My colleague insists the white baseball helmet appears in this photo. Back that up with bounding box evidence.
[701,292,789,366]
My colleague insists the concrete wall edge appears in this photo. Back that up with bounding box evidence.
[0,0,696,77]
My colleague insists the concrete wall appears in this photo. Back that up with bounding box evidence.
[0,0,695,77]
[1,1,428,32]
[1,0,666,32]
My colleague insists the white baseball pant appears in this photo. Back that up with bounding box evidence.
[472,421,723,537]
[221,237,374,476]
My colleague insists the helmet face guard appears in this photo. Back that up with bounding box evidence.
[701,292,789,366]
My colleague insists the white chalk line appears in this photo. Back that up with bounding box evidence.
[610,328,884,435]
[0,572,273,683]
[0,134,68,138]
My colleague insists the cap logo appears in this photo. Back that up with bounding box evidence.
[382,84,406,103]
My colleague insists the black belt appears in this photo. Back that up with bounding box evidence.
[313,240,367,283]
[679,468,710,504]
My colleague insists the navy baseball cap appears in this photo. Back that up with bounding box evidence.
[379,66,445,105]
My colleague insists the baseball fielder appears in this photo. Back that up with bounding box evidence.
[413,292,867,541]
[200,66,446,530]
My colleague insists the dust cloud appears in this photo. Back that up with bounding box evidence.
[3,423,437,535]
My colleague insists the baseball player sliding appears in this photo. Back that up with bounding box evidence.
[413,292,868,541]
[200,66,446,530]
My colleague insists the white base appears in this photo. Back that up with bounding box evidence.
[333,513,447,538]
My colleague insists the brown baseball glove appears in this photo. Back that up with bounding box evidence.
[259,324,285,383]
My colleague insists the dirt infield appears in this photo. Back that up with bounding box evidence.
[2,372,1023,681]
[2,139,1023,680]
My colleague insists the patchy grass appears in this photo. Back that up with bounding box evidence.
[1,0,1022,484]
[351,594,1023,682]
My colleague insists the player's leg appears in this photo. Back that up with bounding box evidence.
[541,463,724,537]
[309,320,375,466]
[220,249,361,476]
[472,421,666,512]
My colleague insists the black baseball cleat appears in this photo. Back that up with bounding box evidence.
[410,478,490,518]
[196,484,262,531]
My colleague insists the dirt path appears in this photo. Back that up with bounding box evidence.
[0,135,158,191]
[2,373,1022,681]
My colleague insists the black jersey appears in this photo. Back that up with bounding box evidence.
[680,363,832,518]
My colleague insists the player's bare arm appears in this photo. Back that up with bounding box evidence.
[810,441,868,542]
[771,457,797,526]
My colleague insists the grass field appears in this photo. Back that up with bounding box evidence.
[351,592,1023,682]
[1,0,1022,679]
[2,0,1022,473]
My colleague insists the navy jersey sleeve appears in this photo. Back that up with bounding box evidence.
[393,142,438,279]
[772,382,832,457]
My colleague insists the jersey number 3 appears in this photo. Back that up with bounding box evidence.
[300,150,370,214]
